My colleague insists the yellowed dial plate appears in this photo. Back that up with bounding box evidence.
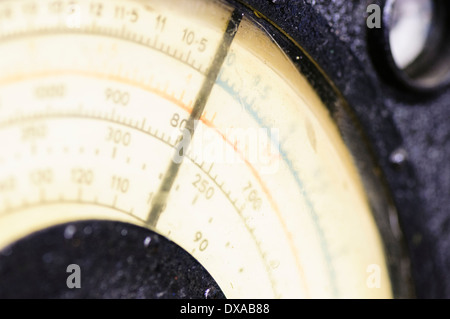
[0,0,391,298]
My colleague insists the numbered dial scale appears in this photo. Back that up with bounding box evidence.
[0,0,394,298]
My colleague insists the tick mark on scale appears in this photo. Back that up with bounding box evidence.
[112,195,118,207]
[192,195,199,205]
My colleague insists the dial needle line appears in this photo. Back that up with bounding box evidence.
[147,10,243,227]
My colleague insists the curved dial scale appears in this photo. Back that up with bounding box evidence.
[0,0,391,298]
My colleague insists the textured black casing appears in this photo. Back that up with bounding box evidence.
[237,0,450,298]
